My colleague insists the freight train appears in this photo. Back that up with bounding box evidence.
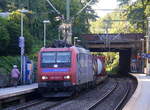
[37,46,107,97]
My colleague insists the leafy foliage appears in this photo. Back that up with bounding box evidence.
[0,0,98,77]
[0,0,97,56]
[90,0,150,34]
[0,0,8,11]
[117,0,150,33]
[92,52,119,74]
[0,56,20,74]
[0,25,10,52]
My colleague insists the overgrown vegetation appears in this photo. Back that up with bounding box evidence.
[0,0,149,83]
[0,56,20,87]
[0,0,98,85]
[90,0,150,34]
[90,0,150,72]
[92,52,119,74]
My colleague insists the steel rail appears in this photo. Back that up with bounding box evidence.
[15,97,72,110]
[88,80,118,110]
[15,99,46,110]
[41,97,74,110]
[113,82,130,110]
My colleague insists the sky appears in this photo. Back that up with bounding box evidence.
[92,0,119,17]
[92,0,137,17]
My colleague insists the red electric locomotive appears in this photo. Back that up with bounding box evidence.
[37,46,106,97]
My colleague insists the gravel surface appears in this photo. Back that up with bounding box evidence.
[3,76,137,110]
[3,99,61,110]
[93,78,128,110]
[49,78,117,110]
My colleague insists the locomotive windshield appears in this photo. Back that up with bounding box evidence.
[41,52,56,63]
[41,51,71,68]
[57,52,71,63]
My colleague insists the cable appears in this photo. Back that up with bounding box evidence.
[92,9,128,12]
[71,0,96,21]
[46,0,61,15]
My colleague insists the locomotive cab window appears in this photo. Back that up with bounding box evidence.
[41,51,71,68]
[41,52,56,63]
[57,52,71,63]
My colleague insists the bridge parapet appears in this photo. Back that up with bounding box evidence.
[81,33,145,43]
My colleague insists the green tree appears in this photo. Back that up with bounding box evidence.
[0,0,98,55]
[0,0,8,11]
[1,11,34,55]
[0,25,10,53]
[90,11,144,34]
[117,0,150,33]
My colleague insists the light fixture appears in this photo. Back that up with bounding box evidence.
[64,75,70,79]
[42,76,48,80]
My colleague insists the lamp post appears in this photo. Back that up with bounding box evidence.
[18,9,29,84]
[141,38,144,73]
[74,37,78,46]
[43,20,50,47]
[145,36,149,74]
[147,17,150,75]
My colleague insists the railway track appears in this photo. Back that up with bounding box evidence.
[88,78,131,110]
[4,97,73,110]
[15,99,46,110]
[41,98,73,110]
[87,80,118,110]
[4,76,136,110]
[114,82,130,110]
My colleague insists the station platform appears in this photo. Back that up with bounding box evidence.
[0,83,38,100]
[123,74,150,110]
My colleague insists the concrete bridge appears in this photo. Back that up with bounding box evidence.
[80,33,145,74]
[81,33,145,52]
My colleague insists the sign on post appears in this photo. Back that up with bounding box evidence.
[141,53,150,59]
[141,53,147,58]
[19,36,25,55]
[147,54,150,58]
[21,48,24,55]
[19,36,25,48]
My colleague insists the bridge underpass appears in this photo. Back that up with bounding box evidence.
[80,33,145,74]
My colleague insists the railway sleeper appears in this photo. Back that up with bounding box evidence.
[0,95,26,109]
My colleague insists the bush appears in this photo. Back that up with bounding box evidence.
[0,56,20,87]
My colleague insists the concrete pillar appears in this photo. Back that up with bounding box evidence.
[146,17,150,75]
[119,49,131,74]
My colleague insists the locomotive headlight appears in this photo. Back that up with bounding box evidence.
[64,75,70,79]
[42,76,48,80]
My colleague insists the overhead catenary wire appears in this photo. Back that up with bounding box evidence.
[46,0,61,15]
[91,9,128,12]
[75,0,93,16]
[46,0,98,21]
[71,0,96,21]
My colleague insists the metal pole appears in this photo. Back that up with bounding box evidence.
[74,37,78,46]
[21,13,23,36]
[43,20,50,47]
[66,0,72,44]
[58,28,60,40]
[105,21,109,48]
[44,23,46,47]
[142,39,144,73]
[147,17,150,75]
[66,0,70,22]
[146,36,149,74]
[141,39,144,73]
[20,13,23,83]
[74,39,76,46]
